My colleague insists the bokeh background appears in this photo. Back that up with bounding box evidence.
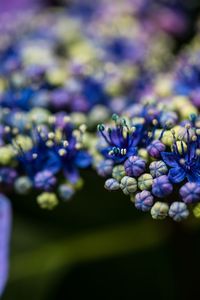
[2,1,200,299]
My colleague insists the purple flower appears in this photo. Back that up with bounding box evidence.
[147,140,166,158]
[152,175,173,198]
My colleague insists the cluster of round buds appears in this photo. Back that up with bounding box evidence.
[99,104,200,221]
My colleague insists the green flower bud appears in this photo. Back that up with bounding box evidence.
[193,204,200,218]
[70,113,87,127]
[120,176,137,195]
[138,173,153,190]
[14,176,32,195]
[0,146,15,165]
[89,105,110,126]
[138,148,148,161]
[14,135,33,151]
[151,202,169,220]
[29,108,50,124]
[112,165,126,182]
[37,192,58,210]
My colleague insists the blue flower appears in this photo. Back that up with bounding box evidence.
[97,114,143,164]
[161,127,200,184]
[17,122,92,185]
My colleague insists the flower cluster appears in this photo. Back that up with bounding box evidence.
[0,114,92,208]
[96,103,200,221]
[1,1,200,297]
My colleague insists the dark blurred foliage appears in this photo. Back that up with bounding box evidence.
[2,1,200,300]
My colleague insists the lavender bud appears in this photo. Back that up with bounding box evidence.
[96,159,113,177]
[58,184,74,201]
[34,171,56,191]
[147,140,166,158]
[193,204,200,218]
[0,168,17,187]
[180,182,200,204]
[169,202,189,222]
[124,156,146,177]
[135,191,154,212]
[152,175,173,198]
[138,173,153,190]
[104,178,120,191]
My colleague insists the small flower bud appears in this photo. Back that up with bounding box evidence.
[152,175,173,198]
[160,111,178,128]
[14,176,32,195]
[135,190,154,212]
[151,202,169,220]
[179,182,200,204]
[58,184,74,201]
[104,178,120,191]
[149,161,168,178]
[124,156,146,177]
[34,171,56,191]
[120,176,137,195]
[96,160,113,177]
[147,140,166,158]
[37,192,58,209]
[112,165,126,182]
[169,202,189,222]
[138,173,153,190]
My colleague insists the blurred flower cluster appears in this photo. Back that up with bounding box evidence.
[1,0,200,295]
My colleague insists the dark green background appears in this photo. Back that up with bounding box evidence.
[2,170,200,300]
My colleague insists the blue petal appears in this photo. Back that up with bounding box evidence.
[0,194,11,297]
[187,170,200,184]
[44,151,61,174]
[127,147,137,157]
[168,167,186,183]
[75,151,92,168]
[161,152,179,168]
[64,167,79,184]
[185,142,196,161]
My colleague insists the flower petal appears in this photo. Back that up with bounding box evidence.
[187,170,200,184]
[161,152,179,168]
[64,167,79,184]
[168,167,186,183]
[75,151,92,168]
